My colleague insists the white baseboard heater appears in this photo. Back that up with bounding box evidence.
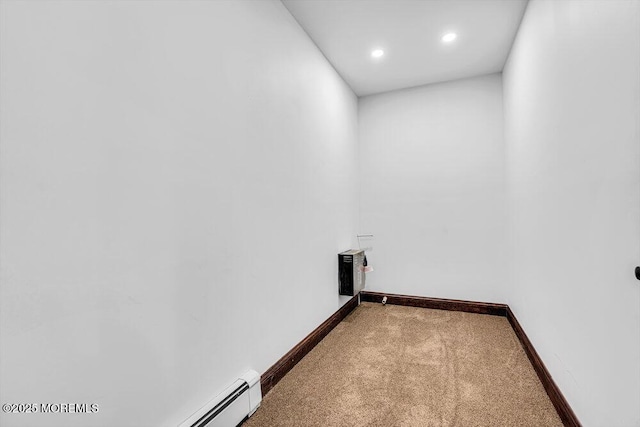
[179,370,262,427]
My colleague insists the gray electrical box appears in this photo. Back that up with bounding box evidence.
[338,249,365,296]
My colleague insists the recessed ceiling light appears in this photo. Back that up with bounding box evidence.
[442,32,457,43]
[371,49,384,58]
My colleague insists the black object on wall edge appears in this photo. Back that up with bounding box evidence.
[635,266,640,280]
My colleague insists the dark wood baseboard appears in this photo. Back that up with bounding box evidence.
[360,290,508,316]
[260,295,359,396]
[506,307,582,427]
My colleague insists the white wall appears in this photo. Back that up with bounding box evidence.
[503,0,640,425]
[358,74,507,303]
[0,1,358,426]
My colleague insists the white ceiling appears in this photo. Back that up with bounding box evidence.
[282,0,528,96]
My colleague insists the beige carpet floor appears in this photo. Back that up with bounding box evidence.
[245,302,562,427]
